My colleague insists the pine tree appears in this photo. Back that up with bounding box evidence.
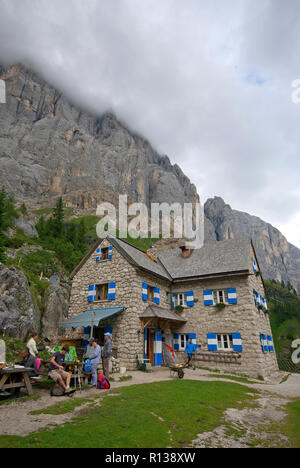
[77,219,87,251]
[51,197,65,237]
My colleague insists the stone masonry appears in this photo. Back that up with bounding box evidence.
[66,237,279,379]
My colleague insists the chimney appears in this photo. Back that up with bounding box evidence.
[179,243,193,258]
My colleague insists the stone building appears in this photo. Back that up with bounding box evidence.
[60,236,278,378]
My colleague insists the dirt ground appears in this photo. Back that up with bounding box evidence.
[0,368,299,447]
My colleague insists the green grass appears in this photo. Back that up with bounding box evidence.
[0,395,40,407]
[0,380,258,448]
[209,374,254,384]
[281,399,300,448]
[29,398,94,415]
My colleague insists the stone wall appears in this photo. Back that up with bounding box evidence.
[67,239,278,378]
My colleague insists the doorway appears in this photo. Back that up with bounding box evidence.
[146,328,154,365]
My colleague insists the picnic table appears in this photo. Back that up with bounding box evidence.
[0,367,34,396]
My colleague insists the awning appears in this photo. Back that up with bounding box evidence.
[59,307,125,329]
[140,305,186,323]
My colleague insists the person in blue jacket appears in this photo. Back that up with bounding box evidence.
[185,338,199,370]
[87,337,101,387]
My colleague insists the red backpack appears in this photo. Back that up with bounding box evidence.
[97,374,110,390]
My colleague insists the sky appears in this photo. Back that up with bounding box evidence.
[0,0,299,247]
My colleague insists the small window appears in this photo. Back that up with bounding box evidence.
[95,284,109,301]
[217,334,233,351]
[213,290,229,305]
[174,292,187,307]
[147,285,155,303]
[101,248,109,260]
[178,334,189,351]
[166,292,172,305]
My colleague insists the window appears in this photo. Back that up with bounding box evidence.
[101,248,109,260]
[217,334,233,351]
[95,284,109,301]
[147,285,155,302]
[174,292,187,307]
[166,291,172,305]
[213,290,229,305]
[179,334,189,351]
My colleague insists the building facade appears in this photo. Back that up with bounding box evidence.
[62,236,279,379]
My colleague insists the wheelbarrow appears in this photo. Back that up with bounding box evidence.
[162,344,188,379]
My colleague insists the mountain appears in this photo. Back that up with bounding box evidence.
[0,63,198,211]
[204,197,300,293]
[0,63,299,292]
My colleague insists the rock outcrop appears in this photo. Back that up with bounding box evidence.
[204,197,300,293]
[0,63,199,211]
[0,263,40,339]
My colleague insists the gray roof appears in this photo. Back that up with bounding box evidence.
[109,237,171,281]
[140,305,186,322]
[157,237,252,280]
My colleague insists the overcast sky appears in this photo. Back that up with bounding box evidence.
[0,0,300,247]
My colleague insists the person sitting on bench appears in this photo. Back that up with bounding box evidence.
[13,347,37,396]
[48,346,74,394]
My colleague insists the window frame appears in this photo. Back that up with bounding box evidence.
[213,290,229,305]
[217,334,233,351]
[95,283,109,302]
[178,334,189,351]
[147,285,155,303]
[173,292,187,308]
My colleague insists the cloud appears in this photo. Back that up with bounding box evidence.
[0,0,299,246]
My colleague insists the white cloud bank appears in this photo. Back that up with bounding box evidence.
[0,0,299,246]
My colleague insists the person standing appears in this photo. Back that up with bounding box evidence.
[27,332,39,357]
[185,338,198,370]
[88,338,101,387]
[102,332,112,380]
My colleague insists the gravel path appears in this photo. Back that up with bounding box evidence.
[0,368,299,438]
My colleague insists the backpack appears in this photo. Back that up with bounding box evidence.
[83,359,92,373]
[97,374,110,390]
[35,358,41,373]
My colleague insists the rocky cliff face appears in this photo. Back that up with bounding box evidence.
[0,63,199,211]
[0,63,299,294]
[204,197,300,293]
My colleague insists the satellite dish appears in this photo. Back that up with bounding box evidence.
[50,275,60,286]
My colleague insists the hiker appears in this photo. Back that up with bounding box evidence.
[185,338,198,370]
[13,347,37,396]
[27,332,39,357]
[102,332,112,380]
[0,362,6,370]
[87,338,101,387]
[48,345,74,394]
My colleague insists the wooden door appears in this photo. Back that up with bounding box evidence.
[147,329,154,365]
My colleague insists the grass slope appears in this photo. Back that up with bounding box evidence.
[0,380,258,448]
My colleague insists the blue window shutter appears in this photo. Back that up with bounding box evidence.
[204,290,214,306]
[260,334,268,353]
[267,335,274,352]
[96,248,102,262]
[153,329,162,366]
[105,327,113,334]
[144,328,148,359]
[188,333,197,345]
[88,284,96,302]
[186,291,194,307]
[108,246,113,259]
[232,333,243,352]
[207,333,218,351]
[154,287,160,305]
[171,293,175,308]
[252,257,258,273]
[173,333,179,351]
[142,283,148,301]
[228,288,238,305]
[108,282,116,300]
